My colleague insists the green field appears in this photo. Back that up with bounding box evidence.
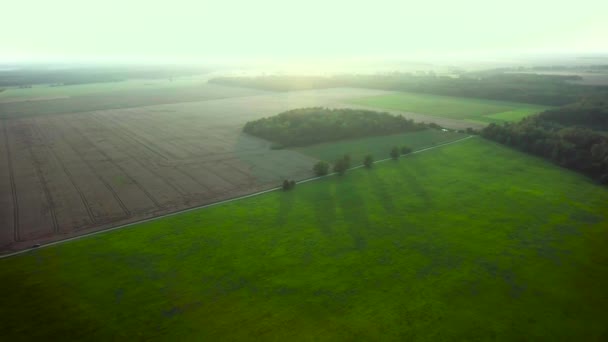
[349,92,551,124]
[295,129,467,163]
[1,138,607,340]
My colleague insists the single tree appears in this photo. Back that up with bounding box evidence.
[343,154,351,169]
[363,154,374,168]
[333,158,348,175]
[282,179,290,191]
[401,146,412,155]
[313,161,330,176]
[390,146,400,160]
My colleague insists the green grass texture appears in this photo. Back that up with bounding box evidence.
[349,92,551,123]
[1,138,606,340]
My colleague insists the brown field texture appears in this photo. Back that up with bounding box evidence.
[0,85,403,252]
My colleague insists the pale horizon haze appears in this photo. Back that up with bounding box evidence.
[2,0,607,63]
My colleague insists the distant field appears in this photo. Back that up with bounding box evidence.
[349,92,551,124]
[0,83,268,118]
[296,129,466,163]
[2,138,607,340]
[0,76,210,100]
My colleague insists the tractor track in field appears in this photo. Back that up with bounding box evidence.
[86,114,189,198]
[25,121,59,233]
[64,119,163,210]
[31,119,98,225]
[2,121,20,242]
[44,117,132,219]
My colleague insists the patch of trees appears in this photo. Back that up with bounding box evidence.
[536,96,608,130]
[243,108,428,147]
[390,145,412,160]
[481,98,608,184]
[211,73,608,106]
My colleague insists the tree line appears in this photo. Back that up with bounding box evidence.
[311,145,413,178]
[244,108,430,147]
[481,97,608,184]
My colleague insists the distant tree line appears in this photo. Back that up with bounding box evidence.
[243,108,428,147]
[535,97,608,130]
[481,97,608,184]
[0,67,210,87]
[211,73,608,106]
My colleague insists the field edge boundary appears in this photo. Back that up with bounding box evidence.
[0,135,475,259]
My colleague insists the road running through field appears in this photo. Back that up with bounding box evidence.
[0,135,475,259]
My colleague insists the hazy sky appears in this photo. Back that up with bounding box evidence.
[2,0,607,62]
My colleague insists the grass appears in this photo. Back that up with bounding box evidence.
[1,138,607,340]
[295,129,467,163]
[349,92,551,123]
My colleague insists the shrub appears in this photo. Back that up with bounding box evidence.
[390,146,400,160]
[363,155,374,168]
[282,179,297,190]
[333,158,349,175]
[313,161,330,176]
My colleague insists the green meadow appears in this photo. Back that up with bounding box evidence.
[349,92,551,124]
[1,138,607,340]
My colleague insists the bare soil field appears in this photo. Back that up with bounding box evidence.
[0,86,399,252]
